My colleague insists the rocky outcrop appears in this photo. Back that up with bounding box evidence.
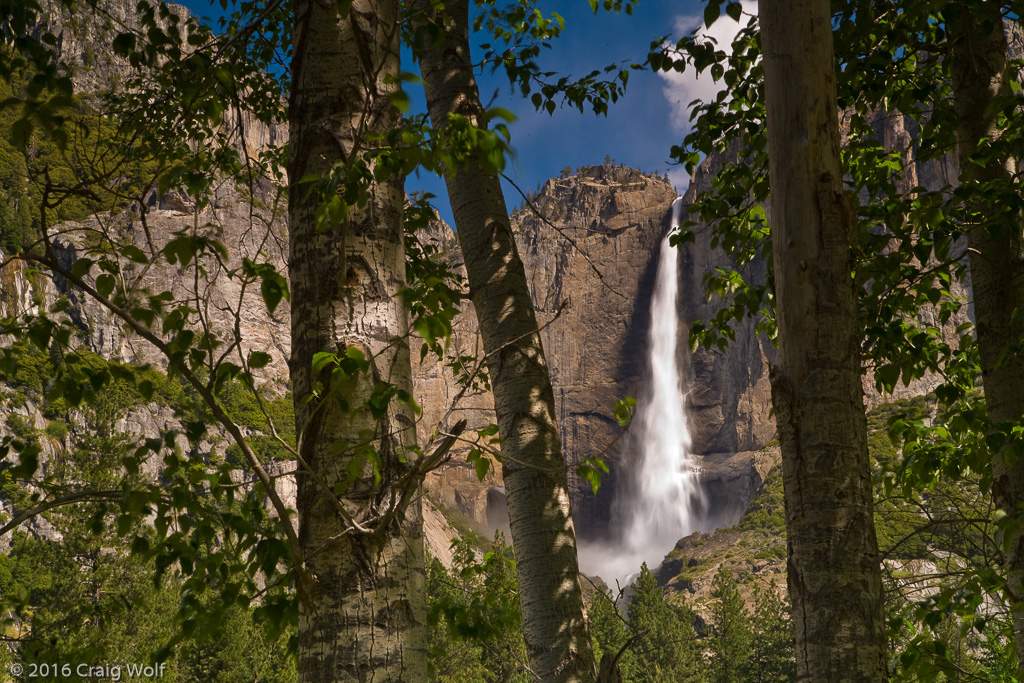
[37,0,193,92]
[698,446,780,532]
[405,223,501,528]
[46,176,292,386]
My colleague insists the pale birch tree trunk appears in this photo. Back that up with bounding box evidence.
[950,7,1024,672]
[288,0,426,680]
[411,2,597,680]
[761,1,888,680]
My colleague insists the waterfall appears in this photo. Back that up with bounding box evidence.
[578,197,705,588]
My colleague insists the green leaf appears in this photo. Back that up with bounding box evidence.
[112,32,136,56]
[900,648,920,670]
[704,0,722,28]
[248,351,273,369]
[9,117,32,148]
[95,274,116,299]
[121,245,149,263]
[389,88,411,113]
[614,396,636,426]
[71,258,95,278]
[11,446,39,479]
[575,457,609,495]
[474,455,490,480]
[130,537,150,555]
[311,351,336,375]
[260,275,287,315]
[876,364,900,392]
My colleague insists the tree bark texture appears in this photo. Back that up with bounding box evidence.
[761,1,889,680]
[950,6,1024,671]
[412,2,597,680]
[289,0,426,680]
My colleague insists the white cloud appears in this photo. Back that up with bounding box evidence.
[666,165,692,194]
[659,1,758,133]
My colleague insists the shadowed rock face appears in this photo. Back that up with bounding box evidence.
[677,155,777,458]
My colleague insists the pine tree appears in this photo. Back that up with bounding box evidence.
[426,535,530,682]
[623,563,704,683]
[588,587,627,670]
[425,557,487,682]
[749,580,795,683]
[708,569,753,683]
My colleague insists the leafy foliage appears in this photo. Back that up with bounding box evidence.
[0,393,296,681]
[587,564,704,683]
[733,462,786,537]
[427,536,530,682]
[650,0,1024,678]
[749,580,795,683]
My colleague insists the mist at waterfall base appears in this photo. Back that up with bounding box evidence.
[578,197,708,590]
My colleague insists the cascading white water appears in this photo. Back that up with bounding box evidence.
[578,197,705,588]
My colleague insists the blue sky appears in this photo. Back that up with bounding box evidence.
[178,0,758,225]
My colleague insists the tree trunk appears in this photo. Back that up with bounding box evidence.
[411,2,597,680]
[761,1,889,680]
[950,7,1024,672]
[288,0,426,680]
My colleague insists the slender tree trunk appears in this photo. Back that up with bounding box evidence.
[950,7,1024,672]
[289,0,426,680]
[761,1,889,680]
[411,3,597,680]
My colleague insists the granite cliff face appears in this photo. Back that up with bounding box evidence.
[511,166,679,535]
[676,158,776,459]
[506,164,779,538]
